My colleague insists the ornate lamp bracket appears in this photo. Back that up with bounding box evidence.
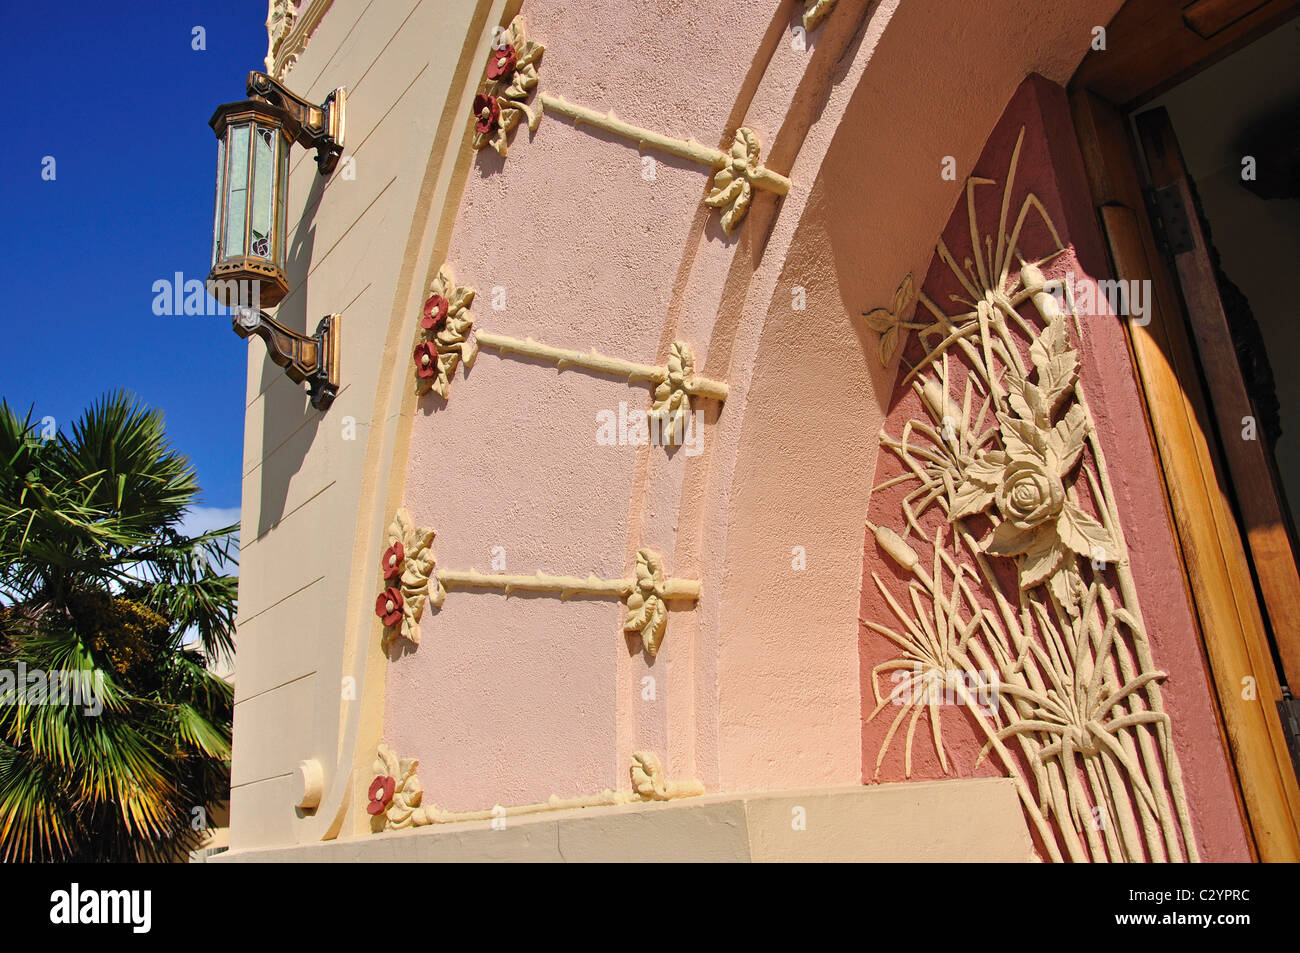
[233,307,341,410]
[246,70,346,173]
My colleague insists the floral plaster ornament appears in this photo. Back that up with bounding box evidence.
[470,18,544,156]
[370,744,431,830]
[486,43,517,81]
[413,266,476,399]
[802,0,838,31]
[473,17,788,234]
[365,748,703,833]
[623,550,670,656]
[472,332,727,442]
[863,273,922,366]
[375,508,438,649]
[473,93,501,136]
[421,293,449,332]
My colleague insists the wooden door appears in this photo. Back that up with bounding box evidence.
[1071,88,1300,861]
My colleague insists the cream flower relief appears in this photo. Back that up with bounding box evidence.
[950,407,1112,590]
[862,274,920,366]
[704,128,766,236]
[947,317,1113,593]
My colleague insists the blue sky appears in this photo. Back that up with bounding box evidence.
[0,1,268,527]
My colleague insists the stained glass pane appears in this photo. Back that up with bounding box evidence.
[223,123,250,258]
[249,125,275,260]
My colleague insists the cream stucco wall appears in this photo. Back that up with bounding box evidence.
[231,0,522,850]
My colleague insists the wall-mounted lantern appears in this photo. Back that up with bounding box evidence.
[208,71,345,410]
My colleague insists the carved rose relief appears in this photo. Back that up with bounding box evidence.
[946,311,1113,600]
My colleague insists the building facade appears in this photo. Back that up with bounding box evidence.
[217,0,1300,861]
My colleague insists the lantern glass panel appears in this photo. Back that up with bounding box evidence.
[211,136,225,267]
[274,129,289,266]
[223,122,250,259]
[250,124,276,259]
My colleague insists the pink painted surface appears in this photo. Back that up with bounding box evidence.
[382,0,1143,812]
[858,76,1252,860]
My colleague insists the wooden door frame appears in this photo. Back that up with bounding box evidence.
[1067,0,1300,861]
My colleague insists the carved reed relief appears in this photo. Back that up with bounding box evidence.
[367,745,702,832]
[469,16,790,235]
[860,129,1197,862]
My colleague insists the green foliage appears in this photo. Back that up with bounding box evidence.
[0,391,236,861]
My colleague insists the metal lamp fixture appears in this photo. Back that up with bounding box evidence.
[208,71,345,410]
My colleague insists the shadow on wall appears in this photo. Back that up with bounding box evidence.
[255,171,325,539]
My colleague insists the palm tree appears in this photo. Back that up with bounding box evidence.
[0,391,236,861]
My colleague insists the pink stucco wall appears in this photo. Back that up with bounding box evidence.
[858,76,1252,860]
[380,0,1172,814]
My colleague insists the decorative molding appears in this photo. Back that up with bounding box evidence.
[802,0,838,31]
[414,265,477,399]
[368,744,431,829]
[863,129,1197,862]
[433,548,700,658]
[265,0,333,80]
[372,509,699,657]
[468,16,790,235]
[374,508,438,650]
[294,759,324,810]
[474,333,727,439]
[368,746,703,832]
[471,16,545,157]
[623,550,674,657]
[629,750,706,800]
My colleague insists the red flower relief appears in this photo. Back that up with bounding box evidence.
[473,93,500,135]
[375,586,404,627]
[421,293,449,331]
[367,775,396,815]
[381,542,405,580]
[413,341,439,379]
[486,43,517,81]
